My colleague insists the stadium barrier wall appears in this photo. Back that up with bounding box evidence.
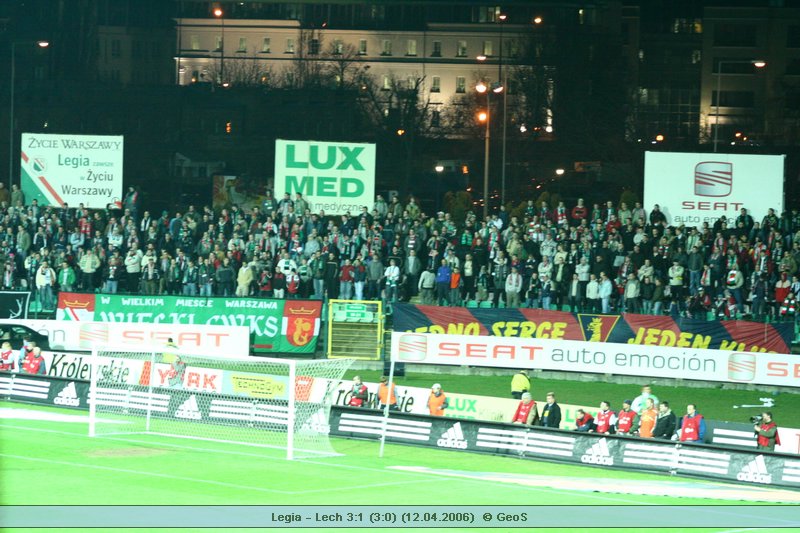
[0,319,250,356]
[330,406,800,490]
[392,303,793,353]
[56,292,322,354]
[390,331,800,388]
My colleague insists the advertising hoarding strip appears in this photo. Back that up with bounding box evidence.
[390,331,800,388]
[392,303,792,353]
[55,293,321,354]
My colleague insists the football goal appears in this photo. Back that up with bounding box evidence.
[88,347,354,460]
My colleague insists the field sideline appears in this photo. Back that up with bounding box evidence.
[2,400,798,532]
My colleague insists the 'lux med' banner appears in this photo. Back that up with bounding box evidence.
[20,133,124,209]
[274,139,376,216]
[56,293,321,354]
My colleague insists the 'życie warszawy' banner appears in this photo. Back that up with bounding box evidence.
[20,133,124,209]
[391,304,792,353]
[56,293,321,354]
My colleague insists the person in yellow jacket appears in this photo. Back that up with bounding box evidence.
[377,376,398,411]
[511,370,530,399]
[427,383,448,416]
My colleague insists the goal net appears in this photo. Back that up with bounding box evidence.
[88,347,354,460]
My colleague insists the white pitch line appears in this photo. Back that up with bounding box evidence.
[0,453,291,495]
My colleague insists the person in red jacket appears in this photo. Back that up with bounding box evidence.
[0,341,16,371]
[21,347,47,375]
[348,376,369,407]
[616,399,639,435]
[679,403,706,443]
[574,409,594,432]
[591,401,616,434]
[754,412,780,451]
[510,393,540,425]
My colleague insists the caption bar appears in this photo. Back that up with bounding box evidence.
[2,506,799,528]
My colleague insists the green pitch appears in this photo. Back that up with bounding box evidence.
[0,401,794,533]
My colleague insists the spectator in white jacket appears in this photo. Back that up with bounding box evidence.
[599,272,613,313]
[505,268,524,308]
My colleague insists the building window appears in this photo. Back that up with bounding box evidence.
[215,36,223,52]
[286,38,295,53]
[333,39,343,55]
[262,37,271,53]
[457,40,467,57]
[407,39,417,56]
[788,26,800,48]
[407,76,416,90]
[238,37,247,52]
[382,39,392,56]
[455,76,466,93]
[382,75,391,91]
[714,23,757,47]
[431,76,441,93]
[190,35,200,50]
[691,50,701,64]
[712,90,755,108]
[432,40,442,57]
[359,39,367,55]
[309,38,320,55]
[483,40,493,56]
[431,110,441,128]
[111,40,121,58]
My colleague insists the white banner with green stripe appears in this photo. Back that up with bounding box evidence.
[20,133,124,209]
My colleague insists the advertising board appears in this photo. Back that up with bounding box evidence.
[20,133,124,209]
[56,293,320,354]
[390,332,799,388]
[274,139,376,216]
[0,320,250,356]
[643,151,784,226]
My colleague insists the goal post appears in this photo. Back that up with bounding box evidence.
[88,347,354,460]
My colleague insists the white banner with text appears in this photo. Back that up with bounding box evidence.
[643,151,784,226]
[391,332,798,387]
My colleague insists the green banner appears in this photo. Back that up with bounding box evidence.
[56,293,321,354]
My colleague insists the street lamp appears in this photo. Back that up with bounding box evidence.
[476,82,491,219]
[214,7,225,84]
[498,13,508,208]
[8,40,49,189]
[713,59,766,152]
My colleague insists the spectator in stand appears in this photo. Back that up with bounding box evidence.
[511,393,540,425]
[505,267,523,308]
[435,259,451,306]
[678,403,706,443]
[539,392,561,428]
[574,409,594,432]
[599,272,613,313]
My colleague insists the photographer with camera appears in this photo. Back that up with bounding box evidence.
[754,412,780,452]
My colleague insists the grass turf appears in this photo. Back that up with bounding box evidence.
[343,369,797,423]
[2,401,796,532]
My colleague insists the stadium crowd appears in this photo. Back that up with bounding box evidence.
[0,181,796,322]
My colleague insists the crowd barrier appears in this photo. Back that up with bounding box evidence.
[393,303,794,353]
[1,371,797,489]
[330,406,800,490]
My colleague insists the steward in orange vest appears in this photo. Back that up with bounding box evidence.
[427,383,448,416]
[377,376,398,411]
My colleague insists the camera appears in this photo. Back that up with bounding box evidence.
[749,415,762,423]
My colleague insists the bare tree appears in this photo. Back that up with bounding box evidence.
[206,52,275,87]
